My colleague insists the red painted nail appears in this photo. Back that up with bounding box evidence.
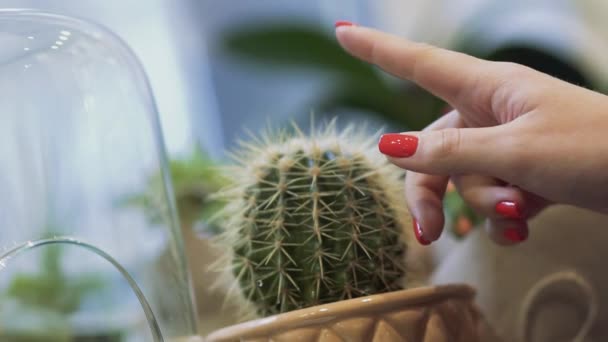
[335,20,355,28]
[495,201,523,219]
[413,219,431,245]
[379,134,418,158]
[503,227,528,243]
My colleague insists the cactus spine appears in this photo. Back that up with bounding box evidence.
[214,123,412,318]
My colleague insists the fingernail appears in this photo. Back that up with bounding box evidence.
[413,219,431,245]
[495,201,523,219]
[335,20,355,28]
[503,227,528,243]
[379,134,418,158]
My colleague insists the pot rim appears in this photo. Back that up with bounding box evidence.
[206,284,475,341]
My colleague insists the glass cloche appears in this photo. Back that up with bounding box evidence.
[0,9,199,341]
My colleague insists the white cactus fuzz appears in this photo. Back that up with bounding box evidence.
[212,121,415,319]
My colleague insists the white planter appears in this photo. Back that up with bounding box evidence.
[431,205,608,341]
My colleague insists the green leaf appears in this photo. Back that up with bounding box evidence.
[222,23,445,131]
[6,244,104,315]
[5,229,105,315]
[222,24,377,80]
[121,148,231,235]
[314,79,443,131]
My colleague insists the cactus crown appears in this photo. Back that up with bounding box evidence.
[213,122,412,319]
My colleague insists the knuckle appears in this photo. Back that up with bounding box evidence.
[461,192,485,216]
[416,42,438,56]
[369,39,382,64]
[432,128,462,160]
[494,61,533,79]
[496,129,530,179]
[412,43,439,79]
[452,176,485,213]
[473,61,534,114]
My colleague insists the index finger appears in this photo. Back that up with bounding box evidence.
[335,24,501,107]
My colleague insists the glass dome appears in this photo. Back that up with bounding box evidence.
[0,9,198,341]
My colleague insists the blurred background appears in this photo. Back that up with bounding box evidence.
[3,0,608,339]
[6,0,608,159]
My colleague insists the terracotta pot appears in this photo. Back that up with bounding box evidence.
[205,284,498,342]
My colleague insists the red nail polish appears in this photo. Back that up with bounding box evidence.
[335,20,354,28]
[495,201,523,219]
[503,227,528,243]
[413,219,431,245]
[379,134,418,158]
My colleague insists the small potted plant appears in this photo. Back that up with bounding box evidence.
[0,231,127,341]
[205,122,491,342]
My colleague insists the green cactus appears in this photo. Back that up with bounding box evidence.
[213,122,413,318]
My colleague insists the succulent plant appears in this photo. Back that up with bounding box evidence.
[213,122,414,319]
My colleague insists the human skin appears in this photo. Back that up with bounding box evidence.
[334,22,608,246]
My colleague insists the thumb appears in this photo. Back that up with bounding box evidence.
[378,126,514,176]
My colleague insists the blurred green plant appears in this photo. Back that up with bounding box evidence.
[1,229,105,341]
[126,148,230,235]
[6,241,103,314]
[221,23,445,131]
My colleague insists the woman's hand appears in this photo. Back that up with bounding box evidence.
[335,23,608,245]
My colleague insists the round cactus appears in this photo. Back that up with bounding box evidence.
[213,122,413,318]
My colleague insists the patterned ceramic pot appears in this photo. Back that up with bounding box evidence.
[205,284,497,342]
